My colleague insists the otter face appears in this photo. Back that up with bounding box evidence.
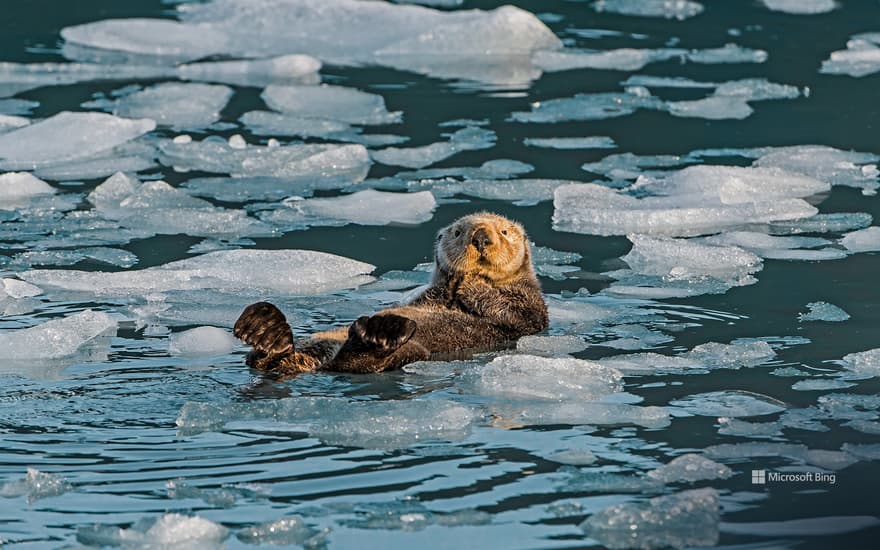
[435,212,530,282]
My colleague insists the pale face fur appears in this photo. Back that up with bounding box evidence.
[434,212,531,283]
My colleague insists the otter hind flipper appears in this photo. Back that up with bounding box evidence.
[234,301,294,356]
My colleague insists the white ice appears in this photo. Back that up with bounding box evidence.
[591,0,704,19]
[533,48,683,72]
[799,301,850,322]
[476,354,623,401]
[667,78,801,121]
[840,348,880,378]
[821,33,880,78]
[511,89,665,123]
[523,136,617,149]
[1,278,42,299]
[177,54,321,87]
[599,340,775,375]
[646,454,733,483]
[263,84,401,126]
[237,517,324,546]
[0,309,116,362]
[21,249,375,298]
[76,514,228,548]
[259,189,436,228]
[0,61,173,98]
[671,391,786,417]
[700,231,845,261]
[770,212,873,235]
[169,326,237,356]
[0,172,55,209]
[516,335,588,356]
[452,178,574,207]
[0,468,71,503]
[840,226,880,252]
[555,165,822,237]
[99,82,233,130]
[372,127,496,169]
[181,176,321,203]
[158,138,371,181]
[761,0,837,14]
[754,145,879,193]
[581,488,719,550]
[0,111,155,171]
[9,247,138,269]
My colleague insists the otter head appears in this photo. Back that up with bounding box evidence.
[434,212,533,284]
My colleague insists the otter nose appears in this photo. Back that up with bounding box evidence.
[471,227,493,252]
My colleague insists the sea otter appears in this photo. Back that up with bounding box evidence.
[233,212,549,374]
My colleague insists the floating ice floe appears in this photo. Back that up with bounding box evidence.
[1,278,42,299]
[338,501,490,531]
[581,488,719,550]
[0,309,116,369]
[554,165,823,238]
[0,61,174,98]
[76,514,228,549]
[516,335,588,355]
[839,349,880,378]
[263,84,401,126]
[169,326,237,356]
[511,89,665,123]
[0,468,71,503]
[523,136,617,149]
[799,301,850,322]
[440,178,573,207]
[8,247,138,269]
[761,0,837,14]
[666,78,802,120]
[88,173,273,238]
[840,226,880,252]
[89,82,233,130]
[530,243,583,279]
[237,517,327,546]
[754,145,879,194]
[699,231,845,261]
[591,0,704,20]
[533,48,683,72]
[822,33,880,78]
[259,189,436,229]
[21,249,375,298]
[0,114,29,132]
[0,111,155,171]
[372,127,496,169]
[670,390,786,417]
[158,137,371,182]
[476,355,624,401]
[598,340,775,375]
[61,1,562,86]
[180,176,322,203]
[0,172,55,209]
[770,212,873,235]
[646,454,733,483]
[177,54,321,87]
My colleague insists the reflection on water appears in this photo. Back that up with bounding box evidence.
[1,0,880,548]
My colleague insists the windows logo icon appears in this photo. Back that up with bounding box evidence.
[752,470,766,485]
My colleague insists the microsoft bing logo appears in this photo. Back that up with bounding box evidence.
[751,470,766,484]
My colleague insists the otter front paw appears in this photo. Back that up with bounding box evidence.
[349,314,417,351]
[234,301,294,355]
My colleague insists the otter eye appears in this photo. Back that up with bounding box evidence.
[501,229,508,236]
[454,229,461,237]
[436,233,442,241]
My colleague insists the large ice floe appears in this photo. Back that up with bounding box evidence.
[554,165,826,238]
[61,0,562,87]
[20,249,375,299]
[821,33,880,77]
[0,111,155,171]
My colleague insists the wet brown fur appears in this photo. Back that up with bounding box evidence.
[233,212,549,375]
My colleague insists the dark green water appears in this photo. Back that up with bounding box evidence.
[1,0,879,548]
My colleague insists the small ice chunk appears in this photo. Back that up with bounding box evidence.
[547,449,597,465]
[312,399,476,449]
[513,402,671,428]
[717,417,783,437]
[373,127,496,169]
[685,340,776,368]
[61,18,230,62]
[158,138,371,181]
[2,278,42,298]
[455,178,572,206]
[239,110,353,139]
[845,419,880,435]
[0,111,155,170]
[477,354,623,401]
[581,488,719,550]
[646,454,733,483]
[76,514,228,548]
[523,136,617,149]
[591,0,704,20]
[0,172,55,209]
[597,353,703,375]
[799,301,850,322]
[177,54,321,87]
[701,231,834,260]
[169,326,237,356]
[237,517,325,546]
[841,226,880,252]
[0,468,71,502]
[181,176,320,203]
[821,33,880,78]
[761,0,837,14]
[670,390,786,417]
[533,48,683,72]
[685,43,768,64]
[22,249,375,297]
[98,82,233,130]
[754,145,879,192]
[9,247,138,269]
[263,84,401,126]
[770,212,873,235]
[792,379,856,391]
[511,90,665,123]
[0,309,116,361]
[516,335,588,356]
[667,96,753,120]
[840,348,880,377]
[260,189,436,228]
